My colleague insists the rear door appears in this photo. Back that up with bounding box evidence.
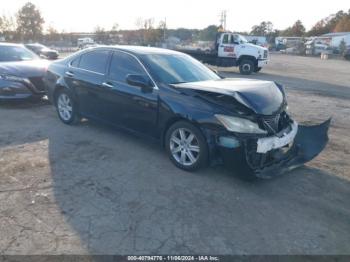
[65,50,110,118]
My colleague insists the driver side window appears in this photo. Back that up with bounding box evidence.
[109,51,146,83]
[222,34,229,44]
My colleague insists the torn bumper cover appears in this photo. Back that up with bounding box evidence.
[219,119,331,179]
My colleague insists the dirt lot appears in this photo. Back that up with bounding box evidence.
[0,54,350,255]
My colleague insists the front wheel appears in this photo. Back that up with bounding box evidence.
[165,121,208,171]
[239,59,255,75]
[55,89,80,125]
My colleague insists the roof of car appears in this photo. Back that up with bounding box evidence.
[92,45,183,56]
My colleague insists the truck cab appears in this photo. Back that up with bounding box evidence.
[215,32,269,74]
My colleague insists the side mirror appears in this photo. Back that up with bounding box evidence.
[126,74,154,92]
[233,41,240,45]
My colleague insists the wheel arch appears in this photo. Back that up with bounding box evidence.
[52,84,78,108]
[238,55,257,65]
[161,116,204,148]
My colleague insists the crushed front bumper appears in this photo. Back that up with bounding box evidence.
[218,119,331,179]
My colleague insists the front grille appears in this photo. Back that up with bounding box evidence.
[263,50,268,59]
[29,77,45,92]
[261,114,281,134]
[259,112,292,135]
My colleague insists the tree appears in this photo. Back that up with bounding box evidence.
[134,18,163,46]
[46,25,60,42]
[111,23,119,33]
[250,21,273,36]
[94,26,108,43]
[167,28,197,42]
[16,2,44,41]
[307,10,350,36]
[198,25,219,41]
[0,15,16,33]
[334,16,350,32]
[281,20,305,36]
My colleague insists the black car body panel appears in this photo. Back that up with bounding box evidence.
[45,46,330,179]
[173,79,285,115]
[0,43,49,100]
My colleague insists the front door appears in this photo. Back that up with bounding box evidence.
[98,51,158,136]
[218,33,236,58]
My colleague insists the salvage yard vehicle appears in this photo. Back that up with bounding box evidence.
[44,46,329,180]
[25,43,59,60]
[176,32,269,75]
[0,43,49,100]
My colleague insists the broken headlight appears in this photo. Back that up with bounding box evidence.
[215,114,267,134]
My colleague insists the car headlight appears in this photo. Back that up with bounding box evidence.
[215,114,267,134]
[0,74,29,83]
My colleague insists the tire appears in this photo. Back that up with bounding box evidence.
[55,89,80,125]
[254,67,262,73]
[165,121,208,171]
[239,59,255,75]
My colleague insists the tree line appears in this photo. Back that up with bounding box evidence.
[1,2,350,44]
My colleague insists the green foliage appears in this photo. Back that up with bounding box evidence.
[250,21,273,36]
[16,2,44,41]
[280,20,306,37]
[198,25,219,41]
[308,10,350,36]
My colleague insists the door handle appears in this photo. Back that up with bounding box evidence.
[101,82,114,89]
[65,71,74,77]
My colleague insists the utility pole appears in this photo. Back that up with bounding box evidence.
[219,10,227,31]
[163,17,167,42]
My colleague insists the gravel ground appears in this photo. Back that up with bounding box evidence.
[0,54,350,255]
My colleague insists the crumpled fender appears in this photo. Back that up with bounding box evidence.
[254,118,331,179]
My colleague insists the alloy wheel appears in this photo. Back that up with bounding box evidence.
[57,93,73,121]
[170,128,200,166]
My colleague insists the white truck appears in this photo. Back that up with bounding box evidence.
[77,37,95,49]
[177,32,269,75]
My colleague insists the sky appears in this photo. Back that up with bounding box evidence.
[1,0,349,32]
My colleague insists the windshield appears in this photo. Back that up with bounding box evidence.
[140,53,220,85]
[0,45,39,62]
[237,35,248,44]
[27,44,46,51]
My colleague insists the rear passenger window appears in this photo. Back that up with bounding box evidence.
[109,51,145,83]
[78,50,109,74]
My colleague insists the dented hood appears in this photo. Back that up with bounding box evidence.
[0,60,49,78]
[173,78,284,115]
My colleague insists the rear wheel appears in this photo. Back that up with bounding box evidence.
[55,89,79,125]
[165,121,208,171]
[239,59,255,75]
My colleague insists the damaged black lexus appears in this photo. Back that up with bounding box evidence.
[45,46,330,180]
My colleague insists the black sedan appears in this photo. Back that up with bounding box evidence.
[0,43,49,100]
[45,46,330,180]
[25,43,59,60]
